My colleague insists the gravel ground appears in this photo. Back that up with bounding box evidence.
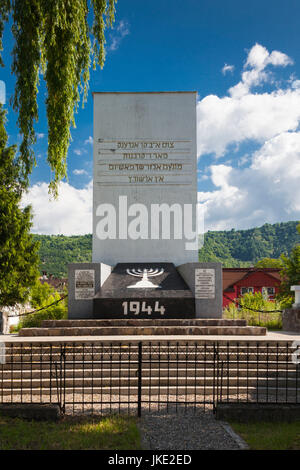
[139,409,241,450]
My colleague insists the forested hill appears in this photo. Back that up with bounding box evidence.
[198,221,300,267]
[34,234,92,278]
[33,221,300,277]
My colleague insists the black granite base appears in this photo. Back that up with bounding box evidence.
[93,262,195,319]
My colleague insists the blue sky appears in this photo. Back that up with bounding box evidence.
[1,0,300,234]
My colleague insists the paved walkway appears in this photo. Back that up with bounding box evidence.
[0,330,300,343]
[139,410,246,450]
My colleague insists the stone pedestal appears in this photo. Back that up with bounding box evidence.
[93,262,195,319]
[282,308,300,332]
[291,286,300,308]
[177,262,223,318]
[68,263,111,319]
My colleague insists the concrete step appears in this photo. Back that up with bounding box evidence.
[1,367,299,380]
[0,386,299,396]
[18,325,267,337]
[0,360,295,374]
[42,319,248,328]
[1,371,299,387]
[4,343,291,353]
[1,376,300,389]
[2,344,294,355]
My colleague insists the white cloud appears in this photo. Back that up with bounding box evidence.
[74,149,83,156]
[199,132,300,231]
[197,44,298,158]
[109,20,130,51]
[84,136,93,145]
[22,181,92,235]
[0,80,5,104]
[245,44,293,70]
[228,44,293,98]
[198,43,300,231]
[197,89,300,157]
[222,64,234,75]
[36,133,45,139]
[73,169,88,175]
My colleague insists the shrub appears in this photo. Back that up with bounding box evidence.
[223,291,282,330]
[13,280,67,331]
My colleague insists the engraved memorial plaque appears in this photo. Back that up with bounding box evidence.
[75,270,95,300]
[195,268,215,299]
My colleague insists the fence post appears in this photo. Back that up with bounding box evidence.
[54,344,66,415]
[213,343,217,412]
[137,341,142,417]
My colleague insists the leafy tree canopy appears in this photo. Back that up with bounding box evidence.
[279,245,300,305]
[0,0,117,196]
[255,258,283,268]
[0,104,40,306]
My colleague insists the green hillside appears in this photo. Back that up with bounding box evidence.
[34,234,92,277]
[198,221,300,267]
[33,221,300,277]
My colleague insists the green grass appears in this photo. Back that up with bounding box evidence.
[224,309,282,330]
[230,421,300,450]
[0,414,141,450]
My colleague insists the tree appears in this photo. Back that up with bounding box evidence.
[13,279,67,331]
[278,223,300,305]
[0,104,40,306]
[0,0,117,196]
[255,258,283,268]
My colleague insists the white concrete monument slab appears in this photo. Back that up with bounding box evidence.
[92,92,198,266]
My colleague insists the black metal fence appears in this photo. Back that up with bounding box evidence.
[0,341,299,416]
[216,342,300,405]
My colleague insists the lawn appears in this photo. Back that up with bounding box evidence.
[230,421,300,450]
[0,414,141,450]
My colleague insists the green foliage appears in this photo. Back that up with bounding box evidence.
[279,246,300,305]
[255,258,283,268]
[0,105,40,307]
[35,234,92,277]
[199,221,300,267]
[30,221,300,277]
[223,292,283,330]
[0,1,10,67]
[14,280,67,330]
[0,0,117,196]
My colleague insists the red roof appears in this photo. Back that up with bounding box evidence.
[223,268,281,291]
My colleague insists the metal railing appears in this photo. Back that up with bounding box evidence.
[0,341,299,416]
[216,342,300,406]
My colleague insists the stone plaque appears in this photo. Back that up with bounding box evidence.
[75,270,95,300]
[195,268,215,299]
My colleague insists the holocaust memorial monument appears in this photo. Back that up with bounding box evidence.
[19,91,266,336]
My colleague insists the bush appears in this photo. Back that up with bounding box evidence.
[223,291,283,330]
[13,280,67,331]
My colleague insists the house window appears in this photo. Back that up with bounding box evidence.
[262,287,275,297]
[240,287,254,295]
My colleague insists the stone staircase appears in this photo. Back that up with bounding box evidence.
[18,318,267,337]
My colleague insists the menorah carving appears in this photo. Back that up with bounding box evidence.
[126,268,164,289]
